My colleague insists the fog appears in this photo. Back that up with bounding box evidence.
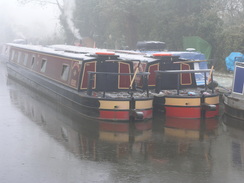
[0,0,60,44]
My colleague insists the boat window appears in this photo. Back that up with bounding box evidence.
[31,56,35,68]
[11,50,15,61]
[41,59,47,73]
[17,51,21,63]
[24,53,29,66]
[61,64,70,81]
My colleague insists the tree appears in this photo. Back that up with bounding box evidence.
[17,0,81,44]
[20,0,244,71]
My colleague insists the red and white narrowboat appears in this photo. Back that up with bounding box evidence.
[6,43,153,122]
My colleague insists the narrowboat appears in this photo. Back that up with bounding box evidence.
[6,43,153,122]
[117,51,220,119]
[224,62,244,120]
[135,41,209,86]
[1,39,27,63]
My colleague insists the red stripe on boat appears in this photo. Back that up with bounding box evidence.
[99,109,153,121]
[165,105,219,119]
[153,53,172,57]
[142,109,153,119]
[99,111,129,120]
[95,52,115,55]
[205,105,219,118]
[165,106,201,118]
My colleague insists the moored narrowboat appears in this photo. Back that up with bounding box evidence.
[224,62,244,120]
[154,69,219,119]
[117,51,220,119]
[6,43,153,122]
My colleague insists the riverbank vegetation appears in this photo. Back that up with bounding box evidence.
[16,0,244,71]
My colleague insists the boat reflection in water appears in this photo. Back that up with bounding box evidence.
[164,117,218,141]
[223,114,244,170]
[7,77,152,161]
[149,114,219,172]
[9,75,236,182]
[163,117,218,158]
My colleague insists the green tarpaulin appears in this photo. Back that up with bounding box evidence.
[183,36,212,59]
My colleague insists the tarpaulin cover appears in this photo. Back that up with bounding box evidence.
[225,52,244,71]
[172,51,207,69]
[183,36,212,59]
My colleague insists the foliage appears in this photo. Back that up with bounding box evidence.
[73,0,220,50]
[16,0,244,71]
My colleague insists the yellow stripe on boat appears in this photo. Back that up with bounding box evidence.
[205,96,219,104]
[99,100,129,110]
[165,97,201,106]
[135,100,153,109]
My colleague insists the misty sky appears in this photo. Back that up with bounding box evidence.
[0,0,60,43]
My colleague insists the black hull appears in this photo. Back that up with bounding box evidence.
[7,63,153,122]
[224,103,244,121]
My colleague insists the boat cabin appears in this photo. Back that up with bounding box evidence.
[8,44,147,95]
[118,51,199,90]
[7,44,153,121]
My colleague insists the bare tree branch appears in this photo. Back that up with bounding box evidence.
[17,0,63,11]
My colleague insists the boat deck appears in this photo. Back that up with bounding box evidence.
[151,87,215,97]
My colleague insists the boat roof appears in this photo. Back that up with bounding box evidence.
[115,50,185,63]
[8,43,116,61]
[121,50,206,62]
[8,43,206,63]
[115,51,157,62]
[144,51,206,61]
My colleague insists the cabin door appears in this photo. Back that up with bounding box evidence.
[96,61,131,91]
[96,62,118,91]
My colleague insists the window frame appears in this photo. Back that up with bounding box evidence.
[61,64,70,81]
[40,58,47,73]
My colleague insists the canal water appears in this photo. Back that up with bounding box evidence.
[0,62,243,183]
